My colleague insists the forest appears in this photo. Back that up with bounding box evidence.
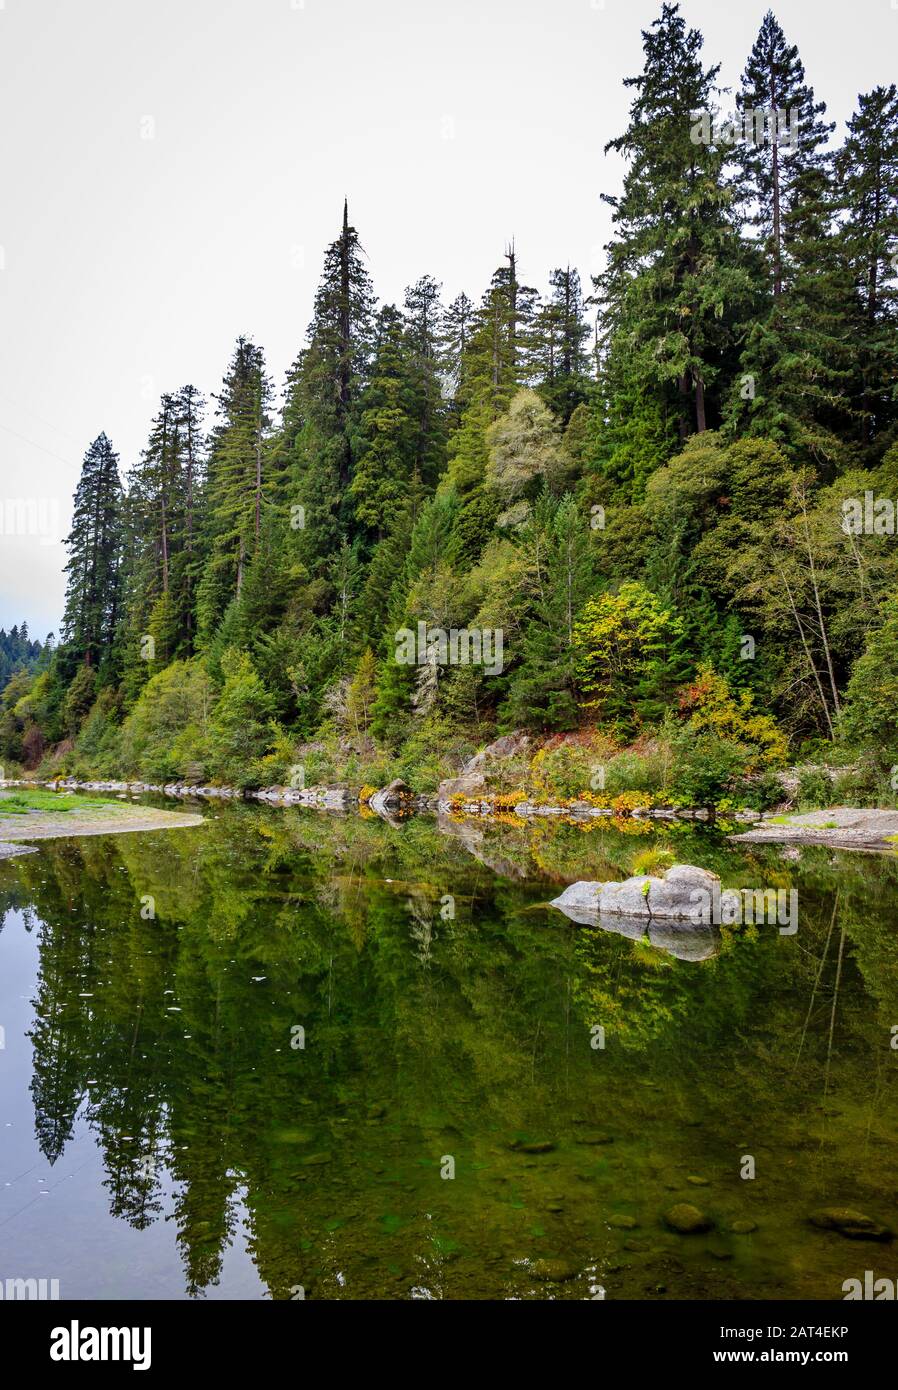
[2,4,897,810]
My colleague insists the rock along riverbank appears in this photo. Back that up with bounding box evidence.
[3,780,895,851]
[0,776,747,825]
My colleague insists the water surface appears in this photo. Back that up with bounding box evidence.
[1,804,896,1299]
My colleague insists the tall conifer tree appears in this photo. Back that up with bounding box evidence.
[62,434,123,668]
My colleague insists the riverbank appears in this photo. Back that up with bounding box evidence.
[5,775,898,854]
[729,807,898,853]
[0,789,204,852]
[0,774,754,823]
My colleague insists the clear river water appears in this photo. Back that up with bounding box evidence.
[1,802,896,1300]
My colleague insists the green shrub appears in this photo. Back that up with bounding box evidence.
[668,729,747,807]
[831,763,892,808]
[393,716,473,792]
[732,767,785,811]
[207,649,280,788]
[119,660,214,783]
[796,767,834,810]
[602,746,670,797]
[530,734,619,800]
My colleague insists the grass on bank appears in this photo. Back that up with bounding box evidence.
[0,789,117,815]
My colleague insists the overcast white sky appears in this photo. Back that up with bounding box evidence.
[0,0,895,637]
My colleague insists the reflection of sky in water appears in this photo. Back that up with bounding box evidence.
[0,907,263,1300]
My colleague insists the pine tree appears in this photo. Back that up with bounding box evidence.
[175,384,206,647]
[283,200,376,567]
[596,2,755,463]
[480,244,538,406]
[736,10,834,298]
[437,251,541,565]
[727,12,853,468]
[403,274,448,486]
[499,493,596,730]
[349,305,418,539]
[207,648,277,786]
[729,157,855,467]
[371,492,459,742]
[197,338,274,638]
[440,291,475,421]
[62,434,123,669]
[533,268,592,422]
[124,393,181,668]
[346,646,377,741]
[836,84,898,450]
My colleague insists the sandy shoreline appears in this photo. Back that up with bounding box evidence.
[0,801,204,855]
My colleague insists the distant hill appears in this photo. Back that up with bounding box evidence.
[0,624,47,690]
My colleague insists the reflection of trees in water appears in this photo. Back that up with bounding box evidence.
[28,913,83,1164]
[8,814,898,1297]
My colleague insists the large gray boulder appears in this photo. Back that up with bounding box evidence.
[599,876,665,916]
[435,770,487,803]
[548,882,718,960]
[551,864,733,924]
[437,730,531,805]
[546,881,603,922]
[464,731,531,773]
[369,778,414,818]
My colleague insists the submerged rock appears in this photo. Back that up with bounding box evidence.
[298,1151,333,1167]
[530,1258,578,1282]
[664,1203,713,1234]
[810,1207,893,1241]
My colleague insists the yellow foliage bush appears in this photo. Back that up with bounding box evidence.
[490,790,529,810]
[678,664,787,767]
[611,790,655,813]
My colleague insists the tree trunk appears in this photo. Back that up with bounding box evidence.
[694,374,707,433]
[160,495,169,594]
[254,408,262,548]
[770,72,783,297]
[777,561,835,740]
[338,199,352,487]
[506,242,517,380]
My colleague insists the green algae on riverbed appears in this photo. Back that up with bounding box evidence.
[0,804,896,1299]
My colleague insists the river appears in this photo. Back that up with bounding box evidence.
[0,803,895,1299]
